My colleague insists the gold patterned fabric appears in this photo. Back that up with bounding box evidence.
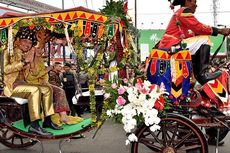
[11,84,54,121]
[24,56,49,85]
[3,47,24,96]
[3,47,54,122]
[24,53,70,113]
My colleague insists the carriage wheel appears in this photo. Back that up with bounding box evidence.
[0,127,37,149]
[131,113,208,153]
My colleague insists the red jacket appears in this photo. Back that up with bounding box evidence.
[158,7,218,49]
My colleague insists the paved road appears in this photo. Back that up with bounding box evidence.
[0,117,229,153]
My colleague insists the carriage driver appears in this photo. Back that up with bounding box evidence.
[158,0,230,85]
[3,27,62,136]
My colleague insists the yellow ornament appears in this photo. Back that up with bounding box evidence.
[89,84,95,91]
[109,66,118,72]
[70,23,77,30]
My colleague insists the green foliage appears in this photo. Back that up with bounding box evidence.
[100,0,129,27]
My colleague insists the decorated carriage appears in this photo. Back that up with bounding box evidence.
[0,3,132,152]
[0,1,229,153]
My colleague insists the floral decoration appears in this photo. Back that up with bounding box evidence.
[104,78,166,145]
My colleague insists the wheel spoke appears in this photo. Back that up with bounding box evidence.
[162,122,168,146]
[149,129,163,145]
[175,130,193,148]
[139,137,162,151]
[168,122,178,146]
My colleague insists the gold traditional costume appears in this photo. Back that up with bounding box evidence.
[3,47,54,122]
[24,53,83,125]
[24,53,49,85]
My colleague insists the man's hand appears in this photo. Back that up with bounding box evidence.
[218,28,230,36]
[23,48,35,64]
[36,28,52,48]
[45,66,52,73]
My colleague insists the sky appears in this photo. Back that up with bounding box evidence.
[34,0,230,29]
[2,0,230,30]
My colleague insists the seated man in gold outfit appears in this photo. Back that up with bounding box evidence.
[3,27,61,136]
[24,29,83,126]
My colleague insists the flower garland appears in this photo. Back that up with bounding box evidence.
[87,51,105,125]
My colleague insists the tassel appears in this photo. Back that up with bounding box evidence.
[77,20,84,37]
[91,23,98,38]
[84,21,91,37]
[64,24,75,53]
[8,26,13,56]
[97,24,104,39]
[0,29,7,44]
[170,57,176,82]
[108,25,114,37]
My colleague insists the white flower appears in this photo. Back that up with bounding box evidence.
[128,93,137,103]
[104,93,110,99]
[139,93,146,100]
[152,116,161,124]
[106,109,114,117]
[114,105,122,114]
[128,133,138,142]
[125,139,130,145]
[126,86,134,94]
[150,124,161,132]
[144,109,160,126]
[143,80,152,89]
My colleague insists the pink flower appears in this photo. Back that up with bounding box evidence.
[148,84,156,93]
[123,78,128,84]
[116,96,126,106]
[135,83,142,91]
[111,83,117,89]
[140,88,148,94]
[136,78,143,85]
[118,86,126,95]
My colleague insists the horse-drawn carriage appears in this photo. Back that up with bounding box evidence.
[0,3,230,153]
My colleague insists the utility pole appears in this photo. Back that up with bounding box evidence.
[212,0,218,27]
[134,0,138,64]
[134,0,137,28]
[62,0,64,10]
[62,0,66,63]
[85,0,88,8]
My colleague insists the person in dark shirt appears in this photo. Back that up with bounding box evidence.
[60,63,79,116]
